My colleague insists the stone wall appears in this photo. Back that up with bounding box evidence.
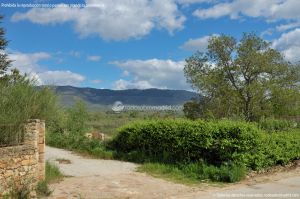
[0,119,45,198]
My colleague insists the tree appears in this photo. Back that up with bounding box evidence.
[183,98,203,120]
[66,100,89,134]
[184,33,300,121]
[0,15,12,80]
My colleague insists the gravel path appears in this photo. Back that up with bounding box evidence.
[45,146,300,199]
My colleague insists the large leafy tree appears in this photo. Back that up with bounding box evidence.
[184,33,300,121]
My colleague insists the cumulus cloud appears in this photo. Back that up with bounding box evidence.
[180,34,218,51]
[12,0,186,41]
[272,28,300,62]
[193,0,300,21]
[111,59,189,90]
[87,55,101,62]
[8,51,85,86]
[113,79,154,90]
[9,52,50,74]
[38,71,85,85]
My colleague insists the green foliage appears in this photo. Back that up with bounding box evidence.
[66,100,89,134]
[112,119,262,167]
[45,161,64,183]
[36,181,52,197]
[183,99,202,120]
[252,131,300,168]
[112,119,300,171]
[36,161,63,197]
[139,161,246,183]
[258,118,297,132]
[0,79,58,146]
[46,132,114,159]
[184,33,300,121]
[0,75,57,126]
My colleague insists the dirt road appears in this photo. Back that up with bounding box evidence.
[45,146,300,199]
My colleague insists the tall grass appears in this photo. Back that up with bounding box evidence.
[0,79,58,146]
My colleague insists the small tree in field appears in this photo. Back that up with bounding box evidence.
[184,33,300,121]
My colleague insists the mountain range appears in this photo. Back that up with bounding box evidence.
[53,86,198,109]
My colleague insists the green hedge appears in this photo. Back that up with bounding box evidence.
[112,119,262,167]
[253,131,300,168]
[112,119,300,170]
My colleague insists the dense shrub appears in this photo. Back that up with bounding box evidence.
[252,131,300,168]
[0,80,57,125]
[0,79,58,146]
[258,118,296,132]
[112,119,262,167]
[46,132,113,159]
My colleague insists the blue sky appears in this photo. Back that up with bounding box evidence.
[1,0,300,90]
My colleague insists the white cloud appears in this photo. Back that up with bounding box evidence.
[87,55,101,62]
[8,51,85,86]
[12,0,186,41]
[272,28,300,62]
[113,79,154,90]
[9,52,50,74]
[193,0,300,22]
[276,21,300,32]
[111,59,189,90]
[180,34,218,51]
[38,71,85,85]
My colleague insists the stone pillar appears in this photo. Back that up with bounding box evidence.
[24,119,40,199]
[24,119,45,181]
[24,120,39,149]
[38,120,45,181]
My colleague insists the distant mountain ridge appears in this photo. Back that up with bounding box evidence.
[53,86,198,107]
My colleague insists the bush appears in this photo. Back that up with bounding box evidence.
[66,100,89,134]
[0,80,57,125]
[252,131,300,168]
[0,79,58,146]
[258,118,296,132]
[36,181,52,197]
[112,119,262,167]
[46,132,113,159]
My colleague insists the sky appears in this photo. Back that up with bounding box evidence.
[1,0,300,90]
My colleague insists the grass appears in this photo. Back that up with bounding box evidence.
[46,132,114,159]
[138,162,247,184]
[37,161,64,197]
[45,161,64,183]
